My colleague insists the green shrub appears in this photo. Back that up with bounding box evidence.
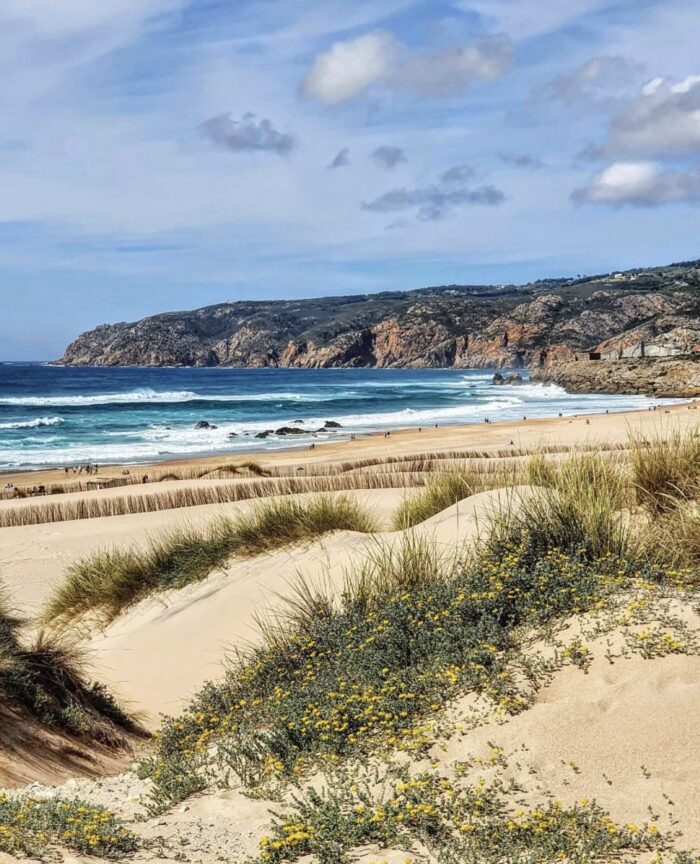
[253,763,665,864]
[138,534,672,811]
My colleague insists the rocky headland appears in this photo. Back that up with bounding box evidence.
[531,355,700,398]
[58,259,700,372]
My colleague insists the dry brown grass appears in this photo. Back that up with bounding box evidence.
[0,473,426,528]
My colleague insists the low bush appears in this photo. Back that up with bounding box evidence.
[253,763,666,864]
[0,794,138,859]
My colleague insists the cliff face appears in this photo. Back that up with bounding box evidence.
[58,261,700,369]
[531,356,700,398]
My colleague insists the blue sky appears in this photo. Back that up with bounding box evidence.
[1,0,700,359]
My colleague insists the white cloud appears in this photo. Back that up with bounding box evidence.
[462,0,613,40]
[573,160,700,206]
[605,75,700,158]
[301,30,512,104]
[300,30,398,105]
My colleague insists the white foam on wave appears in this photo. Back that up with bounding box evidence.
[0,377,681,470]
[0,388,358,407]
[0,416,64,430]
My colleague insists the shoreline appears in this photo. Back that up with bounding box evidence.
[2,398,697,488]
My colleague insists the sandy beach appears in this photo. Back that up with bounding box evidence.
[3,398,697,489]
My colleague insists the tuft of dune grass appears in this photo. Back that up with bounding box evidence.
[629,427,700,515]
[43,495,377,627]
[486,452,631,563]
[392,471,480,529]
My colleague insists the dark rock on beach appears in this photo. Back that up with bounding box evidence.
[274,426,312,436]
[195,421,217,430]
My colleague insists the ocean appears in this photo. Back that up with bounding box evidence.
[0,363,669,470]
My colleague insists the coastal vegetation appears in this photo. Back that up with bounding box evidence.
[137,444,699,817]
[43,495,377,626]
[392,470,480,528]
[0,794,138,859]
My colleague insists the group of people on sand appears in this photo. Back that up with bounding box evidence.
[64,463,100,475]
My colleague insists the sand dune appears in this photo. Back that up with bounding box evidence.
[0,489,402,616]
[83,488,522,722]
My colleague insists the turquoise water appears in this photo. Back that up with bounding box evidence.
[0,364,669,470]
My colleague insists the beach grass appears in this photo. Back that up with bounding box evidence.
[392,471,481,529]
[43,495,378,626]
[487,452,631,563]
[629,428,700,514]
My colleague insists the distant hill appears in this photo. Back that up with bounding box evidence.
[58,260,700,369]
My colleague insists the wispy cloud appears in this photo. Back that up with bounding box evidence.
[498,152,544,169]
[533,56,641,110]
[394,34,512,97]
[363,165,505,220]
